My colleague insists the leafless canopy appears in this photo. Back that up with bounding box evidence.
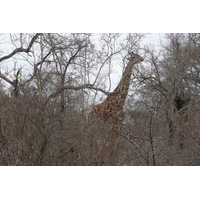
[0,33,200,166]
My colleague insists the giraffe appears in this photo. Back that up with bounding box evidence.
[89,52,144,123]
[87,52,144,165]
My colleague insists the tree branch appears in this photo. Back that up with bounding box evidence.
[0,33,41,63]
[22,50,52,85]
[0,73,13,85]
[44,84,110,105]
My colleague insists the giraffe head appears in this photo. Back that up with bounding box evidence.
[127,52,144,64]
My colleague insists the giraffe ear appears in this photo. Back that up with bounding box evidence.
[127,52,136,60]
[129,52,136,58]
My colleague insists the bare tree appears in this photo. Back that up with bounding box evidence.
[127,33,200,165]
[1,33,199,166]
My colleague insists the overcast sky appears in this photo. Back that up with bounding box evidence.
[109,33,165,91]
[0,33,166,92]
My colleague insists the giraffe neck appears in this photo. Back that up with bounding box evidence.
[106,61,134,105]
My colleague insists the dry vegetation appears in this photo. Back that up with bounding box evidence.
[0,33,200,165]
